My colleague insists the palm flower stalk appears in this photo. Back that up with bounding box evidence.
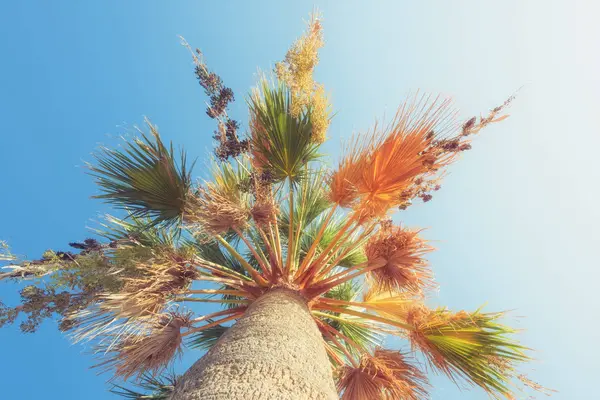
[0,12,550,400]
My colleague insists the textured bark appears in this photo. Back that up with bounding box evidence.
[171,288,337,400]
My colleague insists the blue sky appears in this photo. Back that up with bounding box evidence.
[1,1,597,399]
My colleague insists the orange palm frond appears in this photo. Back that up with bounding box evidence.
[328,135,372,208]
[356,96,455,218]
[329,94,457,218]
[365,225,434,294]
[336,348,429,400]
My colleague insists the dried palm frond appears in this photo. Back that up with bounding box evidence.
[364,225,434,294]
[406,306,530,397]
[96,312,192,380]
[71,250,198,343]
[0,241,15,262]
[250,202,277,227]
[336,348,429,400]
[185,186,249,235]
[88,120,193,225]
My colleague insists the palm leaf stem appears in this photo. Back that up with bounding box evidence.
[232,228,271,280]
[267,223,283,276]
[295,204,338,277]
[195,260,253,282]
[324,341,345,366]
[185,289,251,297]
[317,320,359,367]
[195,275,249,288]
[191,307,245,324]
[174,297,250,305]
[215,235,269,286]
[284,182,295,278]
[256,226,280,280]
[313,224,374,282]
[308,260,387,298]
[319,317,366,360]
[298,213,358,285]
[314,304,412,331]
[183,313,242,337]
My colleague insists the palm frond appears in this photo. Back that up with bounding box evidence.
[96,214,180,248]
[111,370,178,399]
[95,312,192,380]
[89,120,193,225]
[299,217,366,272]
[336,348,429,400]
[187,321,228,350]
[407,306,530,397]
[329,94,456,218]
[364,224,434,295]
[248,80,321,184]
[318,281,382,355]
[0,241,15,262]
[280,168,332,232]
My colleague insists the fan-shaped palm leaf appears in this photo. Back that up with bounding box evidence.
[89,120,193,225]
[248,81,321,184]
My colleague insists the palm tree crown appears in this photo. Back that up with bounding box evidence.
[0,13,552,400]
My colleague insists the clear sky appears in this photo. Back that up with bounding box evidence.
[1,1,597,399]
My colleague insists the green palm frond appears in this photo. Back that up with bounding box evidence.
[188,322,228,351]
[248,81,321,184]
[97,214,181,248]
[321,281,382,355]
[111,371,178,399]
[280,168,332,232]
[89,120,193,225]
[300,217,367,269]
[409,307,530,397]
[209,158,252,207]
[190,237,246,276]
[190,237,250,309]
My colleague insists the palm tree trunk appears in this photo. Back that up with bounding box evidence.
[171,288,338,400]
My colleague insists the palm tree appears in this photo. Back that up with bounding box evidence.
[0,13,552,400]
